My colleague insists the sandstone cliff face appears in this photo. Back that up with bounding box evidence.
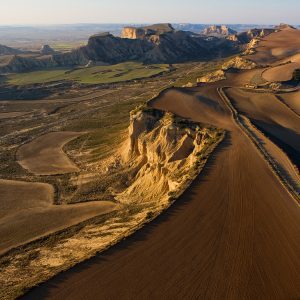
[203,25,237,36]
[121,23,175,40]
[197,69,226,83]
[243,38,260,55]
[222,56,257,70]
[121,27,147,39]
[227,34,239,42]
[115,107,220,203]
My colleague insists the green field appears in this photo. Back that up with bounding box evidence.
[7,62,169,85]
[51,41,86,52]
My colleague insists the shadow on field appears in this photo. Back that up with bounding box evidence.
[22,132,232,300]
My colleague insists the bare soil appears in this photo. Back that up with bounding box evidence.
[17,132,83,175]
[262,62,300,82]
[0,179,117,255]
[25,84,300,299]
[278,90,300,115]
[226,88,300,168]
[245,27,300,65]
[0,112,29,120]
[24,28,300,299]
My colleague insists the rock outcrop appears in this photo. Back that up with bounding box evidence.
[0,44,22,56]
[40,45,55,55]
[197,69,226,83]
[0,23,242,73]
[231,28,276,44]
[40,29,239,67]
[115,107,222,203]
[203,25,237,36]
[243,38,260,55]
[121,23,175,39]
[222,56,257,70]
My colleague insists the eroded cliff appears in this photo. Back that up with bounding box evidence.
[121,23,175,39]
[222,56,257,70]
[102,106,224,206]
[203,25,237,36]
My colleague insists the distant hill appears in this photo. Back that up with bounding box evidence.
[40,45,55,55]
[3,23,288,74]
[173,24,276,34]
[57,25,238,65]
[231,28,276,44]
[276,23,296,30]
[0,44,22,56]
[0,24,241,73]
[1,23,290,74]
[121,23,175,39]
[202,25,237,36]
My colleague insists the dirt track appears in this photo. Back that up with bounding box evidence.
[24,85,300,299]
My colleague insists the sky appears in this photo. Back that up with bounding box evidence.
[1,0,299,25]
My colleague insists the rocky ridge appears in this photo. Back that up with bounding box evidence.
[202,25,237,36]
[222,56,257,70]
[197,69,226,83]
[0,44,22,56]
[0,25,239,73]
[121,23,175,39]
[40,45,55,55]
[0,23,282,74]
[229,28,276,44]
[107,106,222,204]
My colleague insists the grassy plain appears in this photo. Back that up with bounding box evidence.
[6,62,169,85]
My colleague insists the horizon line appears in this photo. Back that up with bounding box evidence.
[0,22,297,27]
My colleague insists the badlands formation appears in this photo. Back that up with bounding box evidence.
[23,25,300,299]
[0,23,299,300]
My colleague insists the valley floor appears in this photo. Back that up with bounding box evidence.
[24,81,300,299]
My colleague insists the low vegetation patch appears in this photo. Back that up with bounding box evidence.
[6,62,169,85]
